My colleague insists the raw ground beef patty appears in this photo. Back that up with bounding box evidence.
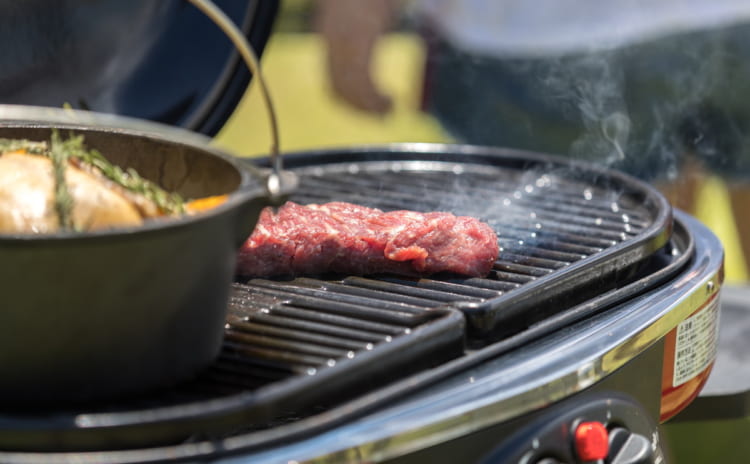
[237,201,499,278]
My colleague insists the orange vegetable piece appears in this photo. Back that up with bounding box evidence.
[186,194,229,213]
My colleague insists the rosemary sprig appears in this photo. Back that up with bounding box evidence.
[57,133,185,215]
[49,131,75,231]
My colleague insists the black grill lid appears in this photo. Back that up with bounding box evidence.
[0,0,277,136]
[260,144,673,340]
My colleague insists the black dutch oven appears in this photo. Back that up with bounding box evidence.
[0,105,295,404]
[0,0,283,403]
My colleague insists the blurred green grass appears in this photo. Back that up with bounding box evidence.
[215,33,448,155]
[214,31,747,283]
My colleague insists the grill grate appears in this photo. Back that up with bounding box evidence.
[0,280,464,452]
[271,147,671,339]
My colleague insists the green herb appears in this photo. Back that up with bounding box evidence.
[56,133,185,215]
[49,131,75,231]
[0,138,48,155]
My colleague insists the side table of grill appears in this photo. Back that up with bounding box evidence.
[663,284,750,463]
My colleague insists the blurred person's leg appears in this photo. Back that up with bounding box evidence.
[729,187,750,265]
[421,34,613,157]
[682,23,750,269]
[420,31,681,178]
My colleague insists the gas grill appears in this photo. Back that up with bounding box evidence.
[0,2,728,462]
[0,144,723,463]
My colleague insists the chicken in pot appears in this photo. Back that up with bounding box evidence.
[0,131,215,234]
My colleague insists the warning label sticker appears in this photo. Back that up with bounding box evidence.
[673,296,721,387]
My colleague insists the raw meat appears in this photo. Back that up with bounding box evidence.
[237,201,499,278]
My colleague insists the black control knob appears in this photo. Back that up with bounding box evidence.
[607,427,654,464]
[476,394,664,464]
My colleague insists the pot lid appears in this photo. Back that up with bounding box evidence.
[0,0,277,136]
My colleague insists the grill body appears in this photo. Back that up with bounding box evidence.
[216,211,722,464]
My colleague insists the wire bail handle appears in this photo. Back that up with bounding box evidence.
[186,0,284,199]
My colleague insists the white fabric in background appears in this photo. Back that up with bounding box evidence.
[416,0,750,56]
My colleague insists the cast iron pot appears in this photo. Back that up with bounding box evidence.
[0,105,294,405]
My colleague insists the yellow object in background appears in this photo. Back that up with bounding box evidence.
[694,177,748,283]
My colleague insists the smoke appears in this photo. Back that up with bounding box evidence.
[530,26,731,183]
[542,53,630,167]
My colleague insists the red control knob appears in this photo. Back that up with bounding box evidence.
[574,421,609,461]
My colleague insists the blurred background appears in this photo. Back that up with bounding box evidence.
[214,0,748,284]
